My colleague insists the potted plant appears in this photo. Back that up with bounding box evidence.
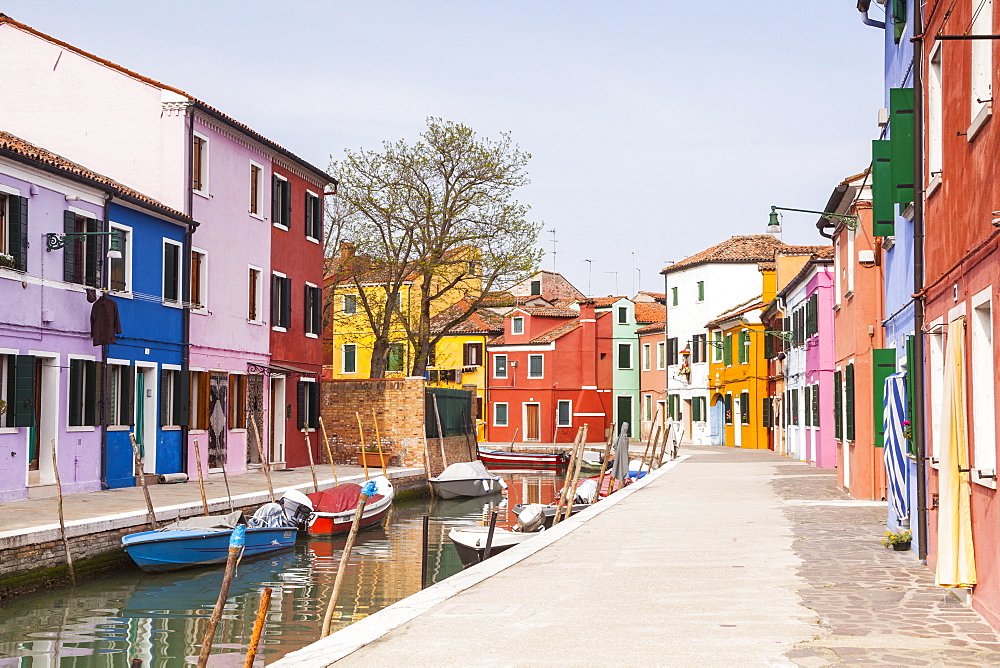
[881,529,912,551]
[0,253,15,269]
[357,448,386,468]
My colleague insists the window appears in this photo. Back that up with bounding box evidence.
[297,379,320,429]
[228,374,246,429]
[789,388,799,426]
[834,370,844,440]
[512,316,524,334]
[723,333,732,366]
[190,248,207,310]
[845,363,855,440]
[249,163,263,216]
[692,334,707,364]
[617,343,632,369]
[387,343,404,372]
[305,191,323,242]
[804,386,812,427]
[272,175,291,228]
[740,391,749,425]
[724,394,733,425]
[972,295,995,476]
[106,363,135,428]
[163,240,182,304]
[248,266,262,322]
[762,397,773,428]
[0,193,27,272]
[463,342,483,366]
[192,133,208,193]
[63,212,102,287]
[107,224,131,293]
[714,331,724,361]
[494,354,508,378]
[657,341,665,369]
[697,281,705,302]
[667,337,679,366]
[494,402,508,426]
[189,370,211,430]
[738,330,749,364]
[343,344,357,374]
[671,286,678,306]
[928,43,943,179]
[557,400,572,427]
[692,396,705,422]
[160,368,185,427]
[806,294,818,338]
[528,354,543,378]
[971,0,993,123]
[67,357,99,427]
[272,274,291,330]
[812,384,820,427]
[618,306,628,324]
[305,283,322,336]
[642,343,651,371]
[643,394,653,421]
[530,280,541,295]
[344,294,358,314]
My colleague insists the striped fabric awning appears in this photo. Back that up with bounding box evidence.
[883,372,909,521]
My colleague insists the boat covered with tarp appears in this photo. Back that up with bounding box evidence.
[306,475,394,535]
[429,461,505,499]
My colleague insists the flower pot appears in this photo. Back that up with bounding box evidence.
[357,451,385,468]
[892,541,911,551]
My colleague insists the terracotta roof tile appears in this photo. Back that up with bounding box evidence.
[634,302,665,324]
[0,130,191,222]
[637,321,665,334]
[587,296,627,307]
[430,299,505,334]
[0,14,333,185]
[517,306,579,318]
[662,235,789,274]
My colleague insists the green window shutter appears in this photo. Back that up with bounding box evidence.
[176,369,189,426]
[296,380,307,430]
[697,281,705,301]
[740,391,749,424]
[724,395,732,424]
[807,294,818,337]
[889,88,915,204]
[764,330,773,359]
[271,175,280,224]
[692,397,701,422]
[834,371,843,439]
[63,211,78,282]
[812,384,820,427]
[69,359,84,427]
[723,334,732,366]
[12,355,36,428]
[125,366,136,426]
[8,196,28,271]
[892,0,907,43]
[85,361,100,427]
[845,363,856,441]
[762,397,772,427]
[85,218,101,287]
[804,386,812,427]
[873,348,898,448]
[282,277,292,328]
[872,140,895,236]
[309,382,320,428]
[738,331,747,364]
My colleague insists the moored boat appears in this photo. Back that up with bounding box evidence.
[306,475,395,535]
[429,461,505,499]
[510,502,590,529]
[448,526,540,568]
[478,448,569,469]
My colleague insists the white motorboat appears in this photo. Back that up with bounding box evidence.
[429,461,505,499]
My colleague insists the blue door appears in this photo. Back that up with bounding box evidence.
[709,396,725,446]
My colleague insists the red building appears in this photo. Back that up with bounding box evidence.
[920,2,1000,629]
[486,302,612,444]
[266,163,334,469]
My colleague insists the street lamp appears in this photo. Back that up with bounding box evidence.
[45,231,123,259]
[767,206,860,235]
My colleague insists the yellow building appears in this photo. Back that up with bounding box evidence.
[324,243,482,379]
[706,265,776,449]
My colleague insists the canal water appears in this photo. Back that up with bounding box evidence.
[0,471,566,666]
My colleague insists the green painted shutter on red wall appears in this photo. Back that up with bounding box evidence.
[890,88,915,204]
[873,348,897,448]
[872,140,894,237]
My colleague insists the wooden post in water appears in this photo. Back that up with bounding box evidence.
[49,439,75,584]
[421,514,430,590]
[482,509,500,560]
[557,425,588,524]
[321,480,377,637]
[197,525,245,667]
[129,433,158,529]
[219,456,234,513]
[431,393,447,474]
[319,416,339,485]
[645,425,662,472]
[243,586,273,668]
[552,427,583,525]
[355,412,370,480]
[192,439,210,516]
[303,429,319,493]
[371,408,387,474]
[249,413,275,503]
[595,431,615,501]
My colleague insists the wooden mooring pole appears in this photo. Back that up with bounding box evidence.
[197,525,245,667]
[50,439,75,584]
[321,480,377,637]
[243,586,273,668]
[192,438,210,516]
[129,433,158,529]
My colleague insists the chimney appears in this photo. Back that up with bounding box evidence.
[578,300,597,388]
[339,241,355,259]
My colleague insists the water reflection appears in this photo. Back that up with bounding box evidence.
[0,471,563,666]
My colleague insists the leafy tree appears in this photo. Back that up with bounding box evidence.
[328,118,541,377]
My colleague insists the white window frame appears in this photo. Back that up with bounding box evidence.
[305,281,320,338]
[527,354,544,378]
[344,293,358,315]
[272,270,289,332]
[249,161,265,219]
[494,402,509,427]
[929,323,945,464]
[162,238,183,308]
[642,343,651,371]
[106,360,131,430]
[192,131,210,198]
[494,354,508,379]
[617,306,628,324]
[65,353,97,433]
[928,42,944,183]
[971,289,996,486]
[161,365,182,430]
[305,189,321,244]
[617,342,633,370]
[248,265,263,324]
[512,316,524,334]
[970,0,994,130]
[273,174,290,230]
[190,246,208,313]
[342,343,358,374]
[557,399,572,427]
[644,394,653,421]
[106,222,133,296]
[657,341,666,370]
[0,190,12,261]
[846,228,855,296]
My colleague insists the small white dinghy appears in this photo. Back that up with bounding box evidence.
[429,461,505,499]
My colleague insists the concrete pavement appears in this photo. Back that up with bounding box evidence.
[275,445,1000,667]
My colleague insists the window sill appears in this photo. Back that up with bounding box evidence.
[306,236,320,245]
[193,189,210,200]
[306,333,318,339]
[967,103,992,142]
[248,319,263,326]
[190,429,207,434]
[272,326,287,333]
[229,428,247,433]
[0,427,18,434]
[926,173,942,198]
[163,300,183,310]
[162,425,182,431]
[66,426,96,433]
[191,308,209,316]
[107,425,130,432]
[273,223,289,231]
[109,290,133,299]
[972,473,997,490]
[249,211,264,221]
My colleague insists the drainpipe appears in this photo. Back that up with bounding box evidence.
[911,5,928,561]
[181,106,195,473]
[857,0,887,29]
[663,269,670,434]
[100,193,111,489]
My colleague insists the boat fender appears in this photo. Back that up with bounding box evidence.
[158,472,189,484]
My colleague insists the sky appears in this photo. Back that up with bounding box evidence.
[3,1,886,299]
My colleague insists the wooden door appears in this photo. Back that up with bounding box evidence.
[525,404,540,441]
[208,372,228,468]
[246,373,264,465]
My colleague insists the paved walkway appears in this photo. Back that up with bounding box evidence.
[275,445,1000,667]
